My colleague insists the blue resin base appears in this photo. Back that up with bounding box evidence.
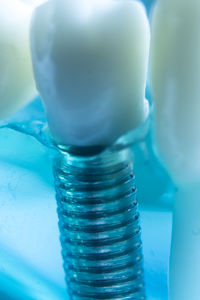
[0,96,173,300]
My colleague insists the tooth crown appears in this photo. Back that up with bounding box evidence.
[151,0,200,186]
[30,0,150,146]
[0,0,36,120]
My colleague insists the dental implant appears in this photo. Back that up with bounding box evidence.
[30,0,150,298]
[53,143,145,299]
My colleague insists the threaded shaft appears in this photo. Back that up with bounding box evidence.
[53,148,145,300]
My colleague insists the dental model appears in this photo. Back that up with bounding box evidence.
[31,0,150,299]
[0,0,36,120]
[151,0,200,299]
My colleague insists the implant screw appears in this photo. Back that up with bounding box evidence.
[53,147,145,300]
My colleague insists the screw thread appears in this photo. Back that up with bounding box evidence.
[53,148,145,299]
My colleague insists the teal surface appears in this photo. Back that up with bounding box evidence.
[0,95,173,300]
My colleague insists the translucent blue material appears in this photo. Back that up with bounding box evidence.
[1,97,150,299]
[141,0,155,15]
[0,97,174,300]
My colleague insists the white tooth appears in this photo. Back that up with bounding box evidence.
[30,0,150,146]
[151,1,200,299]
[0,0,36,120]
[151,0,200,186]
